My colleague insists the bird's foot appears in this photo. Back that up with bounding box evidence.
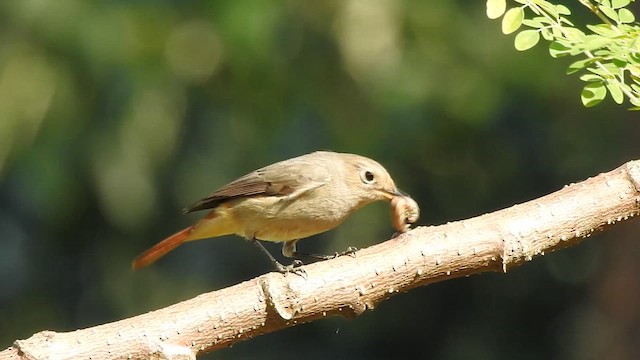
[275,259,307,279]
[335,246,358,258]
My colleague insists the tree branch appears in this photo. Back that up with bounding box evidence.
[3,160,640,360]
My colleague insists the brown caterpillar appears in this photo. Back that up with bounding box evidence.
[390,195,420,233]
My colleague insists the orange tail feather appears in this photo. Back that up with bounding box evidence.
[132,227,193,270]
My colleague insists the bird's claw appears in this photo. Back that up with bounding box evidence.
[343,246,358,258]
[276,260,307,279]
[333,246,358,258]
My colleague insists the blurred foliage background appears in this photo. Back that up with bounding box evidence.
[1,1,639,359]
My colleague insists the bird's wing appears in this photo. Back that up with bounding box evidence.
[183,165,327,213]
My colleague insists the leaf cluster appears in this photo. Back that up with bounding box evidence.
[487,0,640,108]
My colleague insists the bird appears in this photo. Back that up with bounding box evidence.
[131,151,404,274]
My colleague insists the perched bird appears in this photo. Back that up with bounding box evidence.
[132,151,406,274]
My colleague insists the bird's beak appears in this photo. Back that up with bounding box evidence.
[377,188,404,200]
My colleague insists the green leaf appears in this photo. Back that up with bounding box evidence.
[549,41,572,58]
[515,30,540,51]
[487,0,506,19]
[556,4,571,15]
[532,16,553,25]
[580,74,602,82]
[628,64,640,77]
[581,82,607,107]
[522,19,544,28]
[606,81,624,104]
[559,17,575,27]
[502,7,524,34]
[587,64,620,78]
[606,61,623,73]
[587,24,619,37]
[599,5,619,22]
[611,0,630,9]
[537,1,558,17]
[583,35,612,51]
[563,27,586,42]
[567,58,596,74]
[541,28,554,41]
[570,47,585,56]
[618,8,635,23]
[612,58,627,68]
[591,49,612,57]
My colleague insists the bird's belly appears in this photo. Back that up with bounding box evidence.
[228,197,345,242]
[244,217,337,242]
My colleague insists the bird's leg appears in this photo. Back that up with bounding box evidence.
[283,240,358,261]
[251,238,306,278]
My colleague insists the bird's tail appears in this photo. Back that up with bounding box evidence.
[132,226,193,270]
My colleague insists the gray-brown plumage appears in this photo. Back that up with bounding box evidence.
[132,151,403,272]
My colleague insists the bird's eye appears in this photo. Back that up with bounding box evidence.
[360,169,376,184]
